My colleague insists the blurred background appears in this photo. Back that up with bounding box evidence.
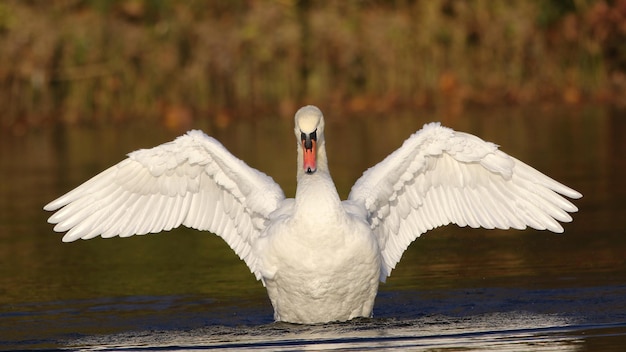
[2,1,626,350]
[0,0,624,134]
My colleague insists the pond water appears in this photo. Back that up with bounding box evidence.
[1,106,625,351]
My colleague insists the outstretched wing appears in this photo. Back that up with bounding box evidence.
[348,122,582,281]
[44,130,285,279]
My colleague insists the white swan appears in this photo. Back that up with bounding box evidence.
[44,105,582,324]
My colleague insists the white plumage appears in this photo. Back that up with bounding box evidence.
[45,105,581,324]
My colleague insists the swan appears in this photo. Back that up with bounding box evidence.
[44,105,582,324]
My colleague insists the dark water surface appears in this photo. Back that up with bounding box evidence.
[1,106,625,351]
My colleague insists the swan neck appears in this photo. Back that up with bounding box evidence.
[294,169,342,221]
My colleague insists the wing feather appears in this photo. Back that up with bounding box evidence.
[348,122,582,280]
[45,130,285,279]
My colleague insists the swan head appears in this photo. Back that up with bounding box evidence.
[294,105,325,175]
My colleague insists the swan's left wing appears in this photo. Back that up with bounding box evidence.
[44,130,285,279]
[347,122,582,281]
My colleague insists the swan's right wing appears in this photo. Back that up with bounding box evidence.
[348,122,581,281]
[44,130,285,280]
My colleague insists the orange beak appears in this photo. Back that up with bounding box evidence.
[302,139,317,174]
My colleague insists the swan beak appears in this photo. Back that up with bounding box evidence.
[302,134,317,174]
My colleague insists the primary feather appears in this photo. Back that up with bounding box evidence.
[44,130,285,280]
[348,122,581,279]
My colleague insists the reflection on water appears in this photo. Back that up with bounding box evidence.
[1,106,626,350]
[70,311,584,351]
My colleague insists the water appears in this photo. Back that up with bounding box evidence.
[1,106,625,350]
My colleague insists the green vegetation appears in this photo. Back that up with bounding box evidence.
[0,0,624,133]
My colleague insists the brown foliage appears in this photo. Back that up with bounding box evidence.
[0,0,624,133]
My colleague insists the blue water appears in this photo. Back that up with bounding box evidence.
[6,285,626,350]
